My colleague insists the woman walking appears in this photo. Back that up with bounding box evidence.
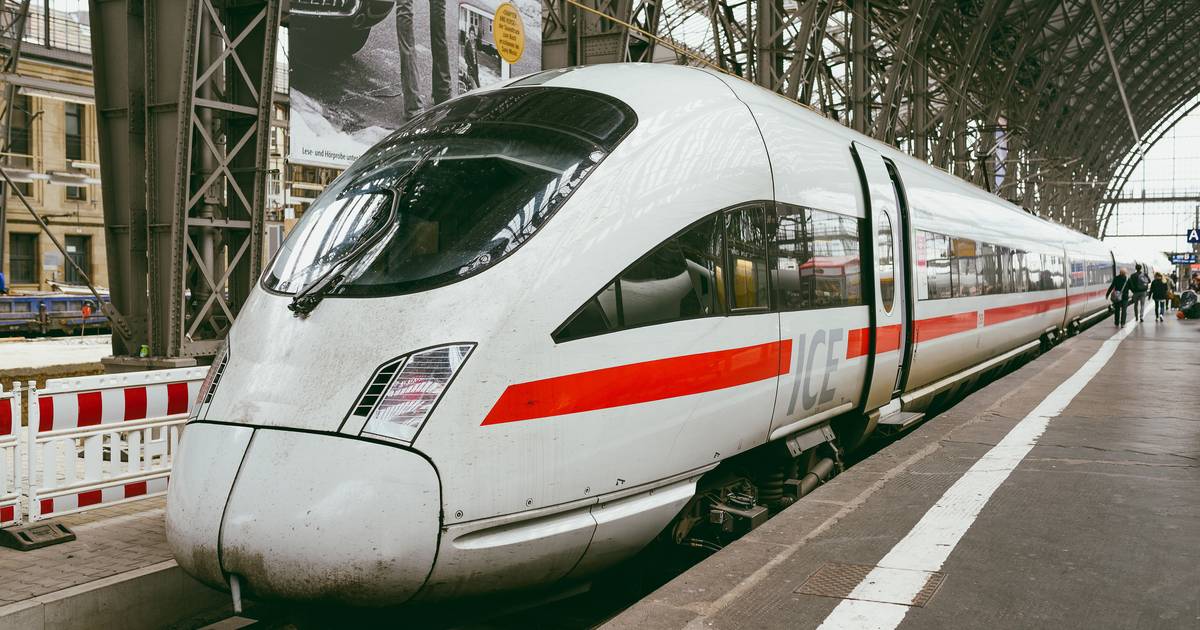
[1150,272,1169,322]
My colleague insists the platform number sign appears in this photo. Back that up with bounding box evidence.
[1188,228,1200,244]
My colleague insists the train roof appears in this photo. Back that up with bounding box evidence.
[510,64,1110,252]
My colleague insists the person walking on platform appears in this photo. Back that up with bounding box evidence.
[1127,264,1150,322]
[1107,268,1129,326]
[1151,272,1169,322]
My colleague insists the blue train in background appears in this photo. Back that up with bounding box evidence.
[0,292,111,336]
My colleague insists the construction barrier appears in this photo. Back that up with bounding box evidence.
[0,386,19,526]
[25,367,207,521]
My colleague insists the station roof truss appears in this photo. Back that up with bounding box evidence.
[542,0,1200,237]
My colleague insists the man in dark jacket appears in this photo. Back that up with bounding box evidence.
[1106,268,1129,326]
[1127,264,1150,322]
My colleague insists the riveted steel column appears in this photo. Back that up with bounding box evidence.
[850,0,869,133]
[912,46,928,160]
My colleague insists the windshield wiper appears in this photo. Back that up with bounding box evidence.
[287,150,436,317]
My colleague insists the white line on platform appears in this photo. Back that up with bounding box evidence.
[817,320,1138,630]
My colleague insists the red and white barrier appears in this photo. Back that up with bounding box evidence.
[0,386,20,526]
[26,367,207,521]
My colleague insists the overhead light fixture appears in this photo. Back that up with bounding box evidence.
[1,168,49,183]
[48,171,90,186]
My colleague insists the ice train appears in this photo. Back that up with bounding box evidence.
[166,64,1169,605]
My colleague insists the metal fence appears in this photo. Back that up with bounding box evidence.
[1,1,91,54]
[2,366,206,525]
[0,387,20,526]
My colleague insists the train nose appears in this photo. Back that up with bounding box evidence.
[167,424,440,606]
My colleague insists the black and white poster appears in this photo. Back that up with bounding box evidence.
[288,0,542,168]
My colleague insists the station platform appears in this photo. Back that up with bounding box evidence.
[0,497,224,629]
[607,315,1199,629]
[0,335,109,390]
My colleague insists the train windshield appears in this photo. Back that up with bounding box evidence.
[264,87,636,298]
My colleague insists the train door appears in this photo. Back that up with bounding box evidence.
[851,142,912,413]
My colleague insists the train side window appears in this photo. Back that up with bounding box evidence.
[952,238,979,297]
[813,209,862,306]
[914,232,929,300]
[619,241,695,328]
[1046,255,1065,289]
[552,214,726,342]
[1027,252,1044,290]
[924,232,953,299]
[677,215,726,314]
[1011,251,1029,292]
[554,283,618,340]
[978,243,1003,294]
[726,206,769,310]
[1069,260,1086,287]
[996,247,1013,293]
[774,206,813,310]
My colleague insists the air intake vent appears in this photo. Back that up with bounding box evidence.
[351,358,405,418]
[203,352,229,405]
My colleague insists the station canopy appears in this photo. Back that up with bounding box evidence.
[543,0,1200,238]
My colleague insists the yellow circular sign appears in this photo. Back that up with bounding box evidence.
[493,3,525,64]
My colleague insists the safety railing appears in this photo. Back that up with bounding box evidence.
[0,386,20,527]
[24,367,207,521]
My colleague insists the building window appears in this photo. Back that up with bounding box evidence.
[9,233,36,284]
[66,186,86,201]
[9,94,33,196]
[64,234,90,285]
[65,102,84,161]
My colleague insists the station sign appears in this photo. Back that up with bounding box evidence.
[1187,228,1200,243]
[1169,252,1197,264]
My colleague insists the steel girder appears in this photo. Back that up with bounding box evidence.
[91,0,280,362]
[542,0,1200,237]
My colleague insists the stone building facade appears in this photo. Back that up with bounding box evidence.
[2,52,104,292]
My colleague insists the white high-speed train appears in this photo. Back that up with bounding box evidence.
[167,64,1169,606]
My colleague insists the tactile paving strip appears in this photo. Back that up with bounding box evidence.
[795,562,947,607]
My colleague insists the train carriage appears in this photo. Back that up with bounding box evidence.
[166,64,1170,606]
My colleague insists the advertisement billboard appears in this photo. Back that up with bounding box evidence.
[288,0,542,168]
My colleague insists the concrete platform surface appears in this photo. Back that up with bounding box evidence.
[0,497,169,606]
[606,317,1200,630]
[0,335,111,372]
[0,497,225,630]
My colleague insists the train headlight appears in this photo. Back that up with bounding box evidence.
[359,343,475,443]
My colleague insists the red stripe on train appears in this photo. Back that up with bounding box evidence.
[845,324,902,358]
[846,328,870,359]
[482,340,792,426]
[915,312,977,342]
[876,324,902,353]
[1067,288,1108,303]
[983,296,1067,326]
